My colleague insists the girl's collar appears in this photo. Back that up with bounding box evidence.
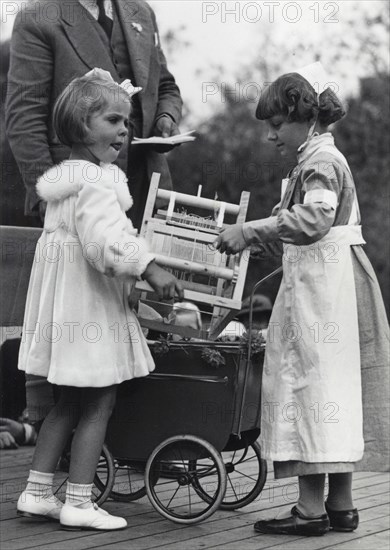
[297,132,334,164]
[37,160,133,211]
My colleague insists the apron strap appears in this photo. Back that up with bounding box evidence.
[320,146,361,225]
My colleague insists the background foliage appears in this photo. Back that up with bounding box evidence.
[1,3,389,314]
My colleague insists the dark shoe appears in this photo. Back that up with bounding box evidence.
[325,502,359,532]
[254,506,330,536]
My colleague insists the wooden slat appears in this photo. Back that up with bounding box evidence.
[156,189,240,216]
[1,447,388,550]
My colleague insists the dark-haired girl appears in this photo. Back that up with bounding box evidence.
[216,63,389,537]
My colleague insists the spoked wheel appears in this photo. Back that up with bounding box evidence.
[145,435,227,524]
[53,443,115,506]
[105,458,147,502]
[191,441,267,510]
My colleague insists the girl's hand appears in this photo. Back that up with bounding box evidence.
[143,261,184,301]
[214,224,248,255]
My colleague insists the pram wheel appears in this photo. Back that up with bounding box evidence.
[191,441,267,509]
[53,443,115,506]
[145,435,227,524]
[106,458,147,502]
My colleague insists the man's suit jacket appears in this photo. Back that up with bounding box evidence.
[5,0,182,217]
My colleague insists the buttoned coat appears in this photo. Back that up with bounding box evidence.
[18,161,156,387]
[6,0,182,217]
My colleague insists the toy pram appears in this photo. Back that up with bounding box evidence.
[100,337,267,524]
[52,179,282,524]
[76,264,280,525]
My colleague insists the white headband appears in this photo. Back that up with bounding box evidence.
[295,61,329,97]
[84,68,142,97]
[295,62,331,138]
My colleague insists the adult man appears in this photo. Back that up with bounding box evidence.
[5,0,183,433]
[6,0,183,229]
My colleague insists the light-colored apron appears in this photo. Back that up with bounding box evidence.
[260,147,366,463]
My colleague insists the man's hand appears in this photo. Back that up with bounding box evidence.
[152,115,181,153]
[214,224,248,255]
[154,115,180,138]
[0,431,18,449]
[143,261,184,301]
[0,418,24,446]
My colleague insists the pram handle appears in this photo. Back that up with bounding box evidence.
[247,266,283,333]
[148,373,229,384]
[146,372,229,384]
[235,265,283,437]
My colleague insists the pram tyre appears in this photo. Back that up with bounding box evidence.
[145,434,227,524]
[191,440,267,509]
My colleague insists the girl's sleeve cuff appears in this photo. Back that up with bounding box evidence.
[136,253,156,279]
[242,217,279,244]
[23,423,37,445]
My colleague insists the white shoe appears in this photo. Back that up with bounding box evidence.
[60,503,127,531]
[17,491,63,521]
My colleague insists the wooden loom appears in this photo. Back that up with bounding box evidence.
[135,173,250,340]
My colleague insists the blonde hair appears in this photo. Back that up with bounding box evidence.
[53,74,131,147]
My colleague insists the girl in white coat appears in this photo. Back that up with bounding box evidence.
[216,63,389,537]
[16,69,183,531]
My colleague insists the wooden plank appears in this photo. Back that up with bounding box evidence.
[208,308,239,341]
[144,220,219,242]
[1,446,389,550]
[196,511,390,550]
[140,172,161,237]
[327,530,390,550]
[156,190,240,216]
[135,281,242,310]
[236,192,250,225]
[244,517,390,550]
[35,486,390,550]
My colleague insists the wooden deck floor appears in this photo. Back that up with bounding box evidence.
[1,446,389,550]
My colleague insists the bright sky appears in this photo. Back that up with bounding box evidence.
[149,0,389,122]
[1,1,388,123]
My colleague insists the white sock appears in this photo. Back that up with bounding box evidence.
[25,470,55,498]
[65,482,94,509]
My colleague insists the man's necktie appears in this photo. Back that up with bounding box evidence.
[97,0,113,39]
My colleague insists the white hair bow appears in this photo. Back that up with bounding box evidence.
[295,62,329,97]
[84,68,142,98]
[119,79,142,98]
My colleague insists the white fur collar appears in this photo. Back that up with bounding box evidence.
[37,161,133,211]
